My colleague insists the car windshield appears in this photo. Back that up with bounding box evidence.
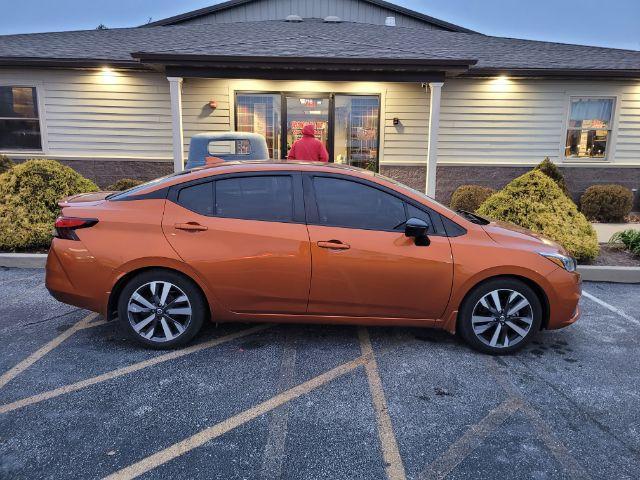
[106,170,193,200]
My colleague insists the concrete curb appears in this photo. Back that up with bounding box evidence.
[578,265,640,283]
[0,253,47,269]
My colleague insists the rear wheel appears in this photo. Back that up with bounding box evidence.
[117,270,206,349]
[458,278,542,354]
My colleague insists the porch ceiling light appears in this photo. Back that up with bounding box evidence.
[99,66,117,83]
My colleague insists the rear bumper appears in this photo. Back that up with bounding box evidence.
[45,239,105,314]
[545,268,582,330]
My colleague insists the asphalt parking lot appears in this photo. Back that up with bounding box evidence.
[0,268,639,480]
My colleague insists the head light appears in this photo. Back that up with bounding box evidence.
[539,252,577,272]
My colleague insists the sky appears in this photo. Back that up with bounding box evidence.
[0,0,638,50]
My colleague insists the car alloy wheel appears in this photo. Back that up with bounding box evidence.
[127,281,193,343]
[470,288,534,349]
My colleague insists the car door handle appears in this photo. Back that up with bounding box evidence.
[317,240,350,250]
[174,222,208,232]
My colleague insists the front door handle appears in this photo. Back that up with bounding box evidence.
[317,240,350,250]
[174,222,208,232]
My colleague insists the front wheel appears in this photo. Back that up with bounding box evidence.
[458,278,542,354]
[117,270,206,349]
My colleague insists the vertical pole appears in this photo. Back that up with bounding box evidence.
[168,77,184,172]
[425,82,443,197]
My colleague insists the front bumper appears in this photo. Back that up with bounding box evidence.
[545,268,582,330]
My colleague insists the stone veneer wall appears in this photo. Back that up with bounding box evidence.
[381,165,640,209]
[11,158,174,189]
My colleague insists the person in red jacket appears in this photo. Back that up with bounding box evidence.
[287,124,329,162]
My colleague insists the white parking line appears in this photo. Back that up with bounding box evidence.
[582,291,640,326]
[0,312,99,390]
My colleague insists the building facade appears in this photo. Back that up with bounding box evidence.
[1,0,639,203]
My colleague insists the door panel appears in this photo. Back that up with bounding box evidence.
[162,201,311,315]
[307,225,454,319]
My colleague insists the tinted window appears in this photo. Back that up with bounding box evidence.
[177,182,213,215]
[215,176,293,222]
[406,204,434,232]
[313,177,405,230]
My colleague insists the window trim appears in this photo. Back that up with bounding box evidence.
[169,171,305,224]
[561,95,618,163]
[0,82,47,154]
[302,172,446,236]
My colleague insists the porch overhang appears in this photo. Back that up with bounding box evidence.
[131,52,477,82]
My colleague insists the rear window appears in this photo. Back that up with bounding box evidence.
[215,176,294,222]
[207,139,251,156]
[177,182,214,216]
[107,171,191,200]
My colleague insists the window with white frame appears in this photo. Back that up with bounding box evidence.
[0,86,42,150]
[565,97,615,159]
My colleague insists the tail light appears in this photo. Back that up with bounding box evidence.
[54,216,98,240]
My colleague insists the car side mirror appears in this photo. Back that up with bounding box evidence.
[405,217,431,246]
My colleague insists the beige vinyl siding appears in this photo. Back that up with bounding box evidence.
[383,83,429,165]
[439,78,640,166]
[179,78,431,164]
[0,68,172,160]
[174,0,441,29]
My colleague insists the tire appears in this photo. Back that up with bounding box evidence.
[458,278,542,355]
[117,269,207,349]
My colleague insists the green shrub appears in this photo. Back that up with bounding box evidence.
[0,159,98,251]
[106,178,143,191]
[609,229,640,256]
[580,184,633,223]
[0,155,14,174]
[477,170,599,261]
[450,185,496,212]
[534,157,570,197]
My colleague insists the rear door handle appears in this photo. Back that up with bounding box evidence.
[174,222,208,232]
[317,240,350,250]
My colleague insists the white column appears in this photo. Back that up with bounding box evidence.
[168,77,184,172]
[425,82,443,197]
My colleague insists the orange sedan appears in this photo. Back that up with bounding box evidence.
[45,162,581,354]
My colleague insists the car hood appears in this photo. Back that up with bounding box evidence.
[482,220,564,253]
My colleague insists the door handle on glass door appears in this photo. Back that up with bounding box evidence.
[317,240,350,250]
[174,222,208,232]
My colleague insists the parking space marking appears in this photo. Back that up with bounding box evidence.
[0,312,99,390]
[418,398,522,480]
[582,291,640,326]
[260,330,298,480]
[358,327,407,480]
[485,358,590,480]
[104,353,372,480]
[0,324,272,414]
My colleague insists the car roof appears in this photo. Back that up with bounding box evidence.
[182,160,377,181]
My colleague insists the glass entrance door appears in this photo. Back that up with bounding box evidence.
[285,95,330,158]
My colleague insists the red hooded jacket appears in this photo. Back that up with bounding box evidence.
[287,124,329,162]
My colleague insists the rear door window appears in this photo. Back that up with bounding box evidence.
[312,176,406,231]
[215,175,294,222]
[177,182,214,216]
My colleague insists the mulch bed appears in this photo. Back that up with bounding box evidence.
[582,245,640,267]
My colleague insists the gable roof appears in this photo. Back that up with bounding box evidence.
[142,0,476,33]
[0,20,639,78]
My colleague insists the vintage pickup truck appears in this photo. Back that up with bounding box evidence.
[185,132,270,169]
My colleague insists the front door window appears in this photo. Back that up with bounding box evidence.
[285,96,329,156]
